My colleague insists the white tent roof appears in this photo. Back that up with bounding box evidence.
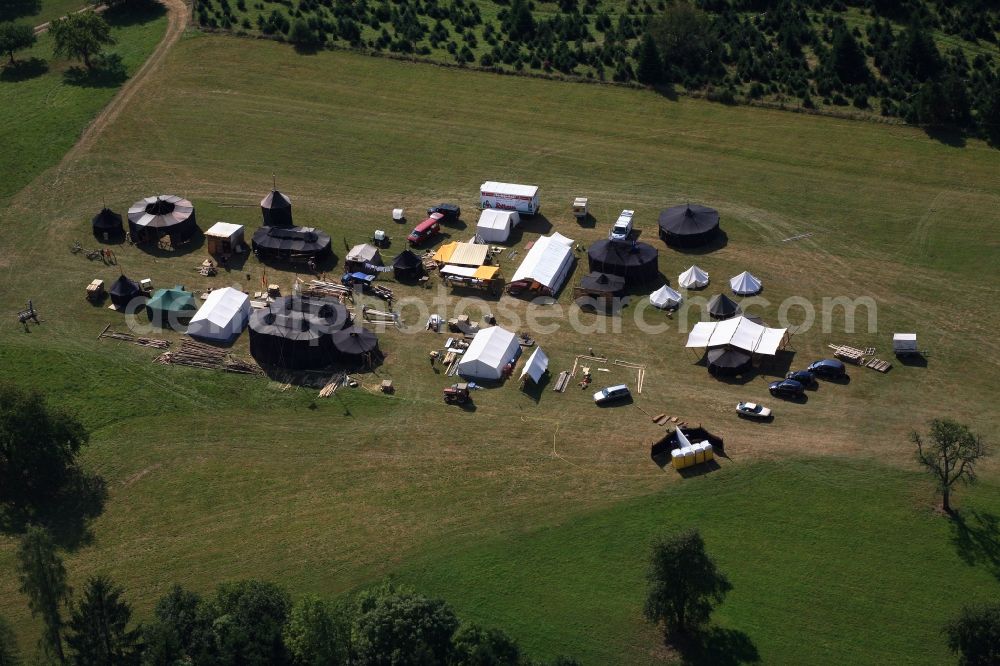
[650,285,683,308]
[685,315,787,356]
[678,265,710,288]
[519,347,548,383]
[205,222,243,239]
[730,271,762,295]
[187,287,250,341]
[510,233,575,293]
[440,265,479,278]
[481,182,538,198]
[477,209,519,231]
[458,326,520,380]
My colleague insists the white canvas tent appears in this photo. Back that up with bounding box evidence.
[678,265,710,289]
[730,271,762,296]
[650,285,683,309]
[685,315,788,355]
[476,209,520,243]
[510,232,575,295]
[187,287,250,341]
[520,347,549,384]
[458,326,520,380]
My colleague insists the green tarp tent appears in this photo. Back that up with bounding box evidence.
[145,286,197,329]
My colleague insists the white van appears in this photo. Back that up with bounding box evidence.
[610,209,634,240]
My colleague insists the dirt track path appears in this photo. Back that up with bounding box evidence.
[60,0,189,165]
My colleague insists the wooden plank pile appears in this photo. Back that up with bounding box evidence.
[552,371,571,392]
[318,371,347,397]
[98,324,170,349]
[301,279,354,302]
[828,344,865,364]
[864,357,892,373]
[371,284,394,302]
[362,306,400,326]
[154,340,260,374]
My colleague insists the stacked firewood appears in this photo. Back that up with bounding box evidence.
[154,340,260,374]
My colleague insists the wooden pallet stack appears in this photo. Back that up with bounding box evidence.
[829,344,892,373]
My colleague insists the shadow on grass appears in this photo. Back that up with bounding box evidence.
[0,469,107,551]
[671,626,760,666]
[1,57,49,82]
[520,371,551,403]
[951,509,1000,581]
[64,54,128,88]
[0,0,40,21]
[104,0,166,28]
[924,126,967,148]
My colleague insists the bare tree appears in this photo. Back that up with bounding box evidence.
[913,418,987,514]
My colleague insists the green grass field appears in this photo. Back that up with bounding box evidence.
[0,29,998,664]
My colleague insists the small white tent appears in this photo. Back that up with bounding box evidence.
[730,271,762,296]
[510,232,575,295]
[458,326,520,380]
[187,287,250,341]
[650,285,683,309]
[476,209,520,243]
[678,265,710,289]
[520,347,548,384]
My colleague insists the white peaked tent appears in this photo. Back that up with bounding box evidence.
[187,287,250,341]
[678,265,710,289]
[520,347,549,384]
[730,271,763,296]
[650,285,683,309]
[510,232,575,295]
[685,315,788,356]
[458,326,520,380]
[476,209,520,243]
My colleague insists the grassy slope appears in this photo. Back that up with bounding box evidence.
[0,34,998,663]
[0,0,168,202]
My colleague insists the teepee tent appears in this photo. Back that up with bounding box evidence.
[707,293,741,320]
[730,271,762,296]
[650,285,683,309]
[187,287,250,341]
[109,275,142,310]
[261,189,293,227]
[92,207,124,242]
[458,326,520,380]
[678,265,710,289]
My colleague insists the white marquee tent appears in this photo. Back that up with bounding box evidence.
[730,271,763,296]
[510,232,575,295]
[650,285,683,309]
[187,287,250,341]
[519,347,549,384]
[458,326,520,380]
[476,209,520,243]
[678,265,710,289]
[685,315,788,355]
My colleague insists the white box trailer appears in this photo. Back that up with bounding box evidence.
[893,333,918,356]
[480,181,540,216]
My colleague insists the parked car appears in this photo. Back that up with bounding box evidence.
[807,358,847,380]
[785,370,816,387]
[769,379,805,399]
[407,213,443,245]
[609,209,634,240]
[593,384,631,405]
[736,401,772,419]
[427,203,461,223]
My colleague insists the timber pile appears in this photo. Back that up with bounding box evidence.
[301,280,354,303]
[552,371,571,392]
[362,306,399,326]
[154,340,261,374]
[319,371,347,397]
[371,284,394,302]
[98,324,170,349]
[828,344,865,364]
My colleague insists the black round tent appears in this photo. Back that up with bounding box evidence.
[586,240,659,285]
[658,204,720,248]
[248,296,351,370]
[109,275,142,310]
[579,271,625,296]
[707,293,741,320]
[252,226,332,262]
[392,250,425,282]
[127,195,198,246]
[261,189,293,227]
[331,325,381,367]
[92,207,124,242]
[706,347,752,377]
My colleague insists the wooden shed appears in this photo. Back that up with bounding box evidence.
[205,222,245,256]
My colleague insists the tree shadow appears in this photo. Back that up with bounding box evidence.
[0,469,107,551]
[950,509,1000,581]
[1,57,49,82]
[64,55,128,88]
[923,126,967,148]
[671,626,760,666]
[103,0,166,27]
[0,0,40,21]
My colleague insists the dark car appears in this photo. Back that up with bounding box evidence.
[769,379,805,399]
[427,203,461,223]
[786,370,816,387]
[807,358,847,380]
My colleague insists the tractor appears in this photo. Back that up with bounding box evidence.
[443,383,471,405]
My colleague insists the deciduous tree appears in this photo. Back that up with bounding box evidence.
[0,23,36,65]
[283,595,350,666]
[945,603,1000,666]
[352,586,458,665]
[50,11,115,70]
[450,623,521,665]
[913,418,986,513]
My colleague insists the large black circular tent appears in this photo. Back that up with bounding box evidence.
[579,271,625,296]
[586,240,659,285]
[706,347,752,377]
[248,296,351,370]
[252,226,332,262]
[332,325,381,367]
[707,293,741,320]
[109,274,142,310]
[92,207,124,242]
[658,204,720,248]
[127,195,198,245]
[392,249,425,282]
[261,189,293,227]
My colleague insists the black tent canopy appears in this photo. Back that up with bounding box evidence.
[261,189,293,227]
[392,250,425,281]
[252,226,332,261]
[127,195,198,246]
[658,204,721,248]
[707,293,741,320]
[706,347,753,377]
[109,275,142,310]
[331,325,380,366]
[248,296,351,369]
[579,271,625,295]
[586,240,659,285]
[92,207,124,241]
